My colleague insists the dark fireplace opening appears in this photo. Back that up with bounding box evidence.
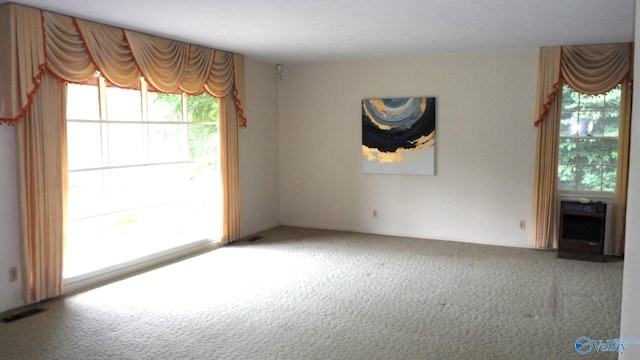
[561,214,603,242]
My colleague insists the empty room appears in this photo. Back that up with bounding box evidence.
[1,0,640,359]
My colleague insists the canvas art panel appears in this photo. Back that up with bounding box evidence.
[361,97,436,175]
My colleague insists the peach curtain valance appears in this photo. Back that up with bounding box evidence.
[0,5,46,123]
[534,43,632,127]
[562,44,633,96]
[0,3,247,126]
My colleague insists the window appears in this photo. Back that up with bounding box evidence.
[558,84,621,193]
[65,76,221,278]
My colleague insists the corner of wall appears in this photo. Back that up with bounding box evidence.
[0,125,23,313]
[618,4,640,358]
[238,58,280,235]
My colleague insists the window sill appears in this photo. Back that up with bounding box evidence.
[557,192,614,203]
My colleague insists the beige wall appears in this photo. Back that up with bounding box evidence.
[239,58,280,236]
[0,125,21,311]
[278,49,539,247]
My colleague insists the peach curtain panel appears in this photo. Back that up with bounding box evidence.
[612,80,632,254]
[0,3,246,303]
[16,73,67,304]
[532,43,633,254]
[219,97,241,244]
[531,47,562,249]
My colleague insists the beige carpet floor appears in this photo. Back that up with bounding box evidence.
[0,226,624,359]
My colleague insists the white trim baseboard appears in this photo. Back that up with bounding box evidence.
[0,298,26,315]
[240,222,280,239]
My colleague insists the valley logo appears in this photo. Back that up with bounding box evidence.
[575,336,640,355]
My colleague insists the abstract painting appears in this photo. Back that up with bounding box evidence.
[362,97,436,175]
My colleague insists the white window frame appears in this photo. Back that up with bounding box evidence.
[64,75,220,288]
[557,84,621,198]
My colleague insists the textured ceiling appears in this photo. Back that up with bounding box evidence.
[1,0,635,64]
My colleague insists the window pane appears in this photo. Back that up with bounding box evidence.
[602,139,618,165]
[189,124,218,161]
[148,92,182,122]
[588,113,605,137]
[67,122,103,170]
[602,166,617,192]
[560,112,579,137]
[106,87,142,121]
[558,139,577,165]
[580,93,604,110]
[105,165,190,213]
[104,167,148,213]
[558,84,620,194]
[107,123,145,166]
[579,111,602,136]
[558,165,576,191]
[148,124,189,163]
[67,83,100,120]
[603,110,620,137]
[187,93,219,122]
[577,138,602,165]
[68,170,105,220]
[576,165,602,191]
[66,78,221,279]
[562,86,579,111]
[605,86,621,108]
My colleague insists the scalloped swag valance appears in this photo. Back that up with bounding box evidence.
[534,43,632,127]
[0,3,247,126]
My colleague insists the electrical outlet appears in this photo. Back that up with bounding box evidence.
[519,220,526,230]
[9,266,18,282]
[373,209,378,219]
